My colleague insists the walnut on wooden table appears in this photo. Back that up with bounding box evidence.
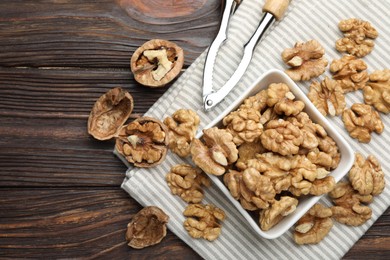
[125,206,169,249]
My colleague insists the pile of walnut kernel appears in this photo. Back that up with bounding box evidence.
[282,18,388,144]
[189,82,341,234]
[279,17,387,245]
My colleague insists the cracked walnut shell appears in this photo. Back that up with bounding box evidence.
[329,182,373,226]
[88,87,134,140]
[190,128,238,176]
[261,119,303,156]
[336,18,378,58]
[166,164,210,203]
[294,204,333,245]
[348,153,385,196]
[364,69,390,114]
[222,108,263,145]
[259,196,298,231]
[282,40,328,81]
[183,204,225,241]
[164,109,200,157]
[342,103,384,143]
[116,117,169,167]
[330,55,369,93]
[125,206,169,249]
[131,39,184,87]
[308,77,346,116]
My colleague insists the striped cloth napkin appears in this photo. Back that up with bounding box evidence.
[120,0,390,259]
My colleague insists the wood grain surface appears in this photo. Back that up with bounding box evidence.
[0,0,388,259]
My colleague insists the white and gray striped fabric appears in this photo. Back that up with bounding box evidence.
[120,0,390,259]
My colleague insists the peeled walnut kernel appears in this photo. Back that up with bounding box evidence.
[88,87,134,140]
[261,119,303,156]
[239,89,268,111]
[259,196,298,231]
[294,204,333,245]
[266,83,305,116]
[166,164,210,203]
[342,103,384,143]
[330,55,369,93]
[115,117,169,167]
[222,108,263,145]
[329,182,373,226]
[235,141,266,170]
[308,77,346,116]
[348,153,385,196]
[282,40,328,81]
[164,109,200,157]
[131,39,184,87]
[125,206,169,249]
[183,204,225,241]
[242,168,276,209]
[336,18,378,57]
[364,69,390,113]
[191,128,238,176]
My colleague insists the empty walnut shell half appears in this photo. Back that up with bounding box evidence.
[131,39,184,87]
[115,116,169,167]
[126,206,169,249]
[87,87,134,140]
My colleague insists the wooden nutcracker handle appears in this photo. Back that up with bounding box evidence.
[263,0,290,20]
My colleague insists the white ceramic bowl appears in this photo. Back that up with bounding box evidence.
[197,69,354,239]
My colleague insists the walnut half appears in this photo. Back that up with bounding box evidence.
[363,69,390,114]
[125,206,169,249]
[282,40,328,81]
[116,117,169,167]
[131,39,184,87]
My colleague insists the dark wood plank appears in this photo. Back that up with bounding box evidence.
[0,0,220,68]
[0,67,170,118]
[0,188,200,259]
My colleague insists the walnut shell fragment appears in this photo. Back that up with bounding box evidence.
[342,103,384,143]
[87,87,134,140]
[282,40,328,81]
[131,39,184,87]
[336,18,378,58]
[125,206,169,249]
[308,77,346,116]
[294,204,333,245]
[116,117,169,167]
[364,69,390,114]
[330,55,369,93]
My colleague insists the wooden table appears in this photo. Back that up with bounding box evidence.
[0,1,388,258]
